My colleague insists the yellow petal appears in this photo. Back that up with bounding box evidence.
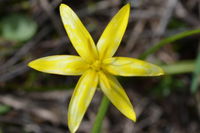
[68,70,98,133]
[99,71,136,121]
[28,55,89,75]
[60,4,98,63]
[103,57,164,76]
[97,4,130,60]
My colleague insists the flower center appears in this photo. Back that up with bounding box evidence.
[90,60,101,71]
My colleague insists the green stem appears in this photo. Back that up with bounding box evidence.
[91,95,110,133]
[91,29,200,133]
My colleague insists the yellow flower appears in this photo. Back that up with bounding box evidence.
[28,3,164,133]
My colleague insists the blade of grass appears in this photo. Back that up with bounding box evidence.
[191,48,200,93]
[161,60,195,75]
[139,29,200,59]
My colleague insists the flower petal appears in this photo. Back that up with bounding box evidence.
[97,4,130,60]
[99,72,136,121]
[28,55,89,75]
[103,57,164,76]
[60,4,98,63]
[68,70,98,133]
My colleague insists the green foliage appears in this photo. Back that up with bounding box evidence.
[191,52,200,93]
[161,60,195,75]
[139,29,200,59]
[168,18,187,29]
[152,60,197,97]
[152,76,184,97]
[0,104,11,115]
[0,14,37,42]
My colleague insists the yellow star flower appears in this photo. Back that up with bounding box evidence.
[28,3,164,133]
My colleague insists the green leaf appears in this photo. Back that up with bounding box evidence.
[0,14,37,42]
[191,52,200,93]
[139,29,200,59]
[0,104,11,115]
[152,76,185,97]
[161,60,195,75]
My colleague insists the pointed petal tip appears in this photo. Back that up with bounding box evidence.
[60,3,67,9]
[69,126,77,133]
[59,4,69,13]
[68,117,79,133]
[126,3,131,8]
[27,60,34,69]
[27,59,40,69]
[131,115,137,122]
[124,3,130,11]
[160,69,165,75]
[128,109,137,122]
[157,67,165,76]
[27,60,40,71]
[151,67,165,76]
[120,3,130,16]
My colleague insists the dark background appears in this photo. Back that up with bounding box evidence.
[0,0,200,133]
